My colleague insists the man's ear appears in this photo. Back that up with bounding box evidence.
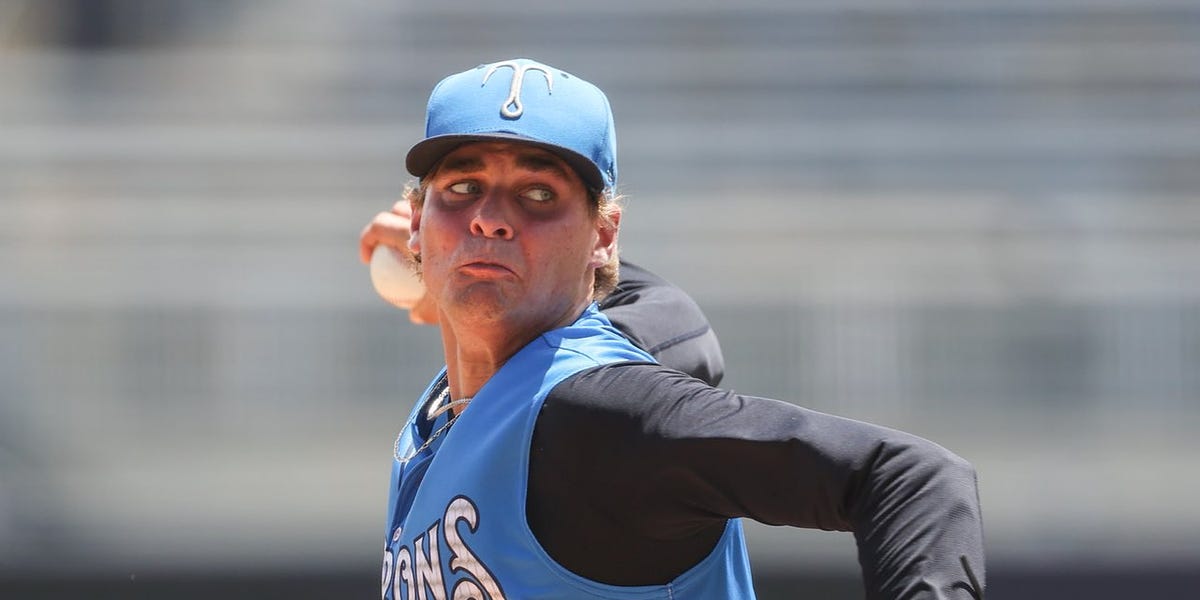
[407,202,423,255]
[590,207,620,268]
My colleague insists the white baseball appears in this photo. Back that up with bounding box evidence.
[370,245,424,309]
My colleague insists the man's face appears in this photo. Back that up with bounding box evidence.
[409,142,617,333]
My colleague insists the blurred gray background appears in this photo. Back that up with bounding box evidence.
[2,1,1199,598]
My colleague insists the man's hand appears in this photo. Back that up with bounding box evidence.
[359,200,439,324]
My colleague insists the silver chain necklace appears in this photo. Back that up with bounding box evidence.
[393,380,472,464]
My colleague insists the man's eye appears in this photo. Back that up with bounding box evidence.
[523,188,554,202]
[448,181,479,194]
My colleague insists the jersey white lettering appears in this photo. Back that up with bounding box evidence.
[385,496,502,600]
[450,581,486,600]
[444,496,505,600]
[414,522,446,600]
[381,549,394,599]
[394,546,414,600]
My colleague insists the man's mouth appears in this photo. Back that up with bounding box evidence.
[458,260,516,278]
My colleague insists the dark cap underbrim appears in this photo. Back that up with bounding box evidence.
[406,133,606,192]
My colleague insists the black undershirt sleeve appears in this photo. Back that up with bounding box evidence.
[528,362,985,599]
[599,260,725,386]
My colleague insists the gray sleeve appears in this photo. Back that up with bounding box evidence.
[545,364,987,599]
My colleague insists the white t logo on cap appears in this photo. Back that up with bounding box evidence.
[482,60,554,119]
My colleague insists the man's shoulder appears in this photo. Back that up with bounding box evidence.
[534,305,657,365]
[545,362,701,416]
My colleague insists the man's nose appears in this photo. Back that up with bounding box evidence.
[468,192,514,240]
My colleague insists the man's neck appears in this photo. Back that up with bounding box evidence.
[437,301,590,410]
[441,330,525,411]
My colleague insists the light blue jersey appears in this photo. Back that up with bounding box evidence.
[382,305,756,599]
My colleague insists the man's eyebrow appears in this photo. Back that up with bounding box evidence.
[516,153,572,180]
[438,155,485,174]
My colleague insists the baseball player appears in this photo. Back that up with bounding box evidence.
[375,58,985,600]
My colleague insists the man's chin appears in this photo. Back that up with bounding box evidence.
[446,284,515,322]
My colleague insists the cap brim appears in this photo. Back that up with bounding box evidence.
[406,133,606,192]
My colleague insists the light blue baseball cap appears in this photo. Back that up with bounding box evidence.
[405,58,618,191]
